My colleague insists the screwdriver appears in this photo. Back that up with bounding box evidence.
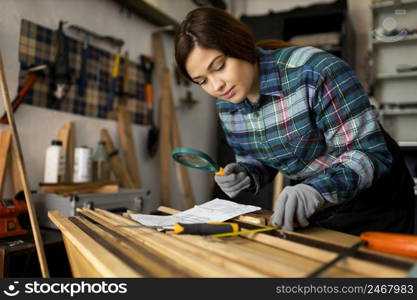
[307,231,417,277]
[174,222,239,235]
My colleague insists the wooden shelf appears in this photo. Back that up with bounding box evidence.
[381,108,417,115]
[373,34,417,45]
[377,70,417,80]
[112,0,179,28]
[371,0,417,10]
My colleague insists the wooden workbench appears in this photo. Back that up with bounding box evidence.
[48,208,417,278]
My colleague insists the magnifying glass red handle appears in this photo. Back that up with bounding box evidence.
[215,167,224,176]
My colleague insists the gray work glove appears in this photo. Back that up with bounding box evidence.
[214,163,251,198]
[270,184,325,231]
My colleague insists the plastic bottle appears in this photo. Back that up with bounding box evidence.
[43,140,65,183]
[92,141,110,181]
[73,146,92,183]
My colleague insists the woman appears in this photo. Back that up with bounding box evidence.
[174,7,415,235]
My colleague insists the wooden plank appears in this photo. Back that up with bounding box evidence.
[155,205,413,277]
[84,208,265,277]
[62,235,102,277]
[116,51,142,189]
[57,122,74,182]
[0,52,49,278]
[153,32,195,209]
[153,33,172,207]
[10,143,23,194]
[75,215,195,277]
[116,107,141,188]
[95,208,366,277]
[170,80,195,209]
[0,130,11,199]
[0,248,5,278]
[174,233,361,277]
[48,210,141,277]
[100,128,135,188]
[156,205,179,215]
[241,230,408,277]
[39,180,119,195]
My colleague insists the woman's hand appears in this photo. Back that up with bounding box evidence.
[270,184,325,231]
[214,163,251,198]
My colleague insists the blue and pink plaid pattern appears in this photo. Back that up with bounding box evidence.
[18,19,148,124]
[217,47,392,204]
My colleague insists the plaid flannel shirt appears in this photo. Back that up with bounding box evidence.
[216,46,392,204]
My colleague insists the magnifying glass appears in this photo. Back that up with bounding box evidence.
[172,147,224,175]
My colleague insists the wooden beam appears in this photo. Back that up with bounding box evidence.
[0,130,12,199]
[153,32,195,209]
[155,206,413,277]
[10,141,24,194]
[0,52,49,277]
[75,215,195,277]
[48,210,141,277]
[153,33,172,207]
[57,122,75,182]
[84,209,263,277]
[100,128,135,188]
[170,82,195,208]
[116,51,142,189]
[39,180,119,195]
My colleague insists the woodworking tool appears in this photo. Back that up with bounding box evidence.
[140,54,159,158]
[210,226,280,238]
[174,222,239,235]
[0,64,48,124]
[307,231,417,277]
[108,52,121,111]
[50,21,71,105]
[172,147,224,175]
[0,197,28,238]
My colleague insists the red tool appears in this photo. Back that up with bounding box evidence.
[0,64,48,124]
[0,198,28,238]
[360,231,417,258]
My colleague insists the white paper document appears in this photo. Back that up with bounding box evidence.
[129,198,261,229]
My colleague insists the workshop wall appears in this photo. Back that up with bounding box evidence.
[0,0,218,212]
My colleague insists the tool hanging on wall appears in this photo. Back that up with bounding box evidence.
[152,31,195,209]
[0,52,50,277]
[0,64,48,124]
[67,24,125,108]
[108,52,121,111]
[49,20,71,106]
[116,51,142,189]
[140,54,159,158]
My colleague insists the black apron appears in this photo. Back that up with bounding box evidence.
[307,126,416,236]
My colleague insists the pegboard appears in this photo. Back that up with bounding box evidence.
[18,19,148,124]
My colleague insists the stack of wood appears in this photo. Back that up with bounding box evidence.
[49,208,416,278]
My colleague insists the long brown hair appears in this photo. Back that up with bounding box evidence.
[175,7,294,82]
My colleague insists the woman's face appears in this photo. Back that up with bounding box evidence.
[185,46,258,104]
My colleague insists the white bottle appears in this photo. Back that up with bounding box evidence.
[44,140,65,183]
[73,146,92,183]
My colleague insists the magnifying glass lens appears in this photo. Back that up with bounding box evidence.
[176,153,209,166]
